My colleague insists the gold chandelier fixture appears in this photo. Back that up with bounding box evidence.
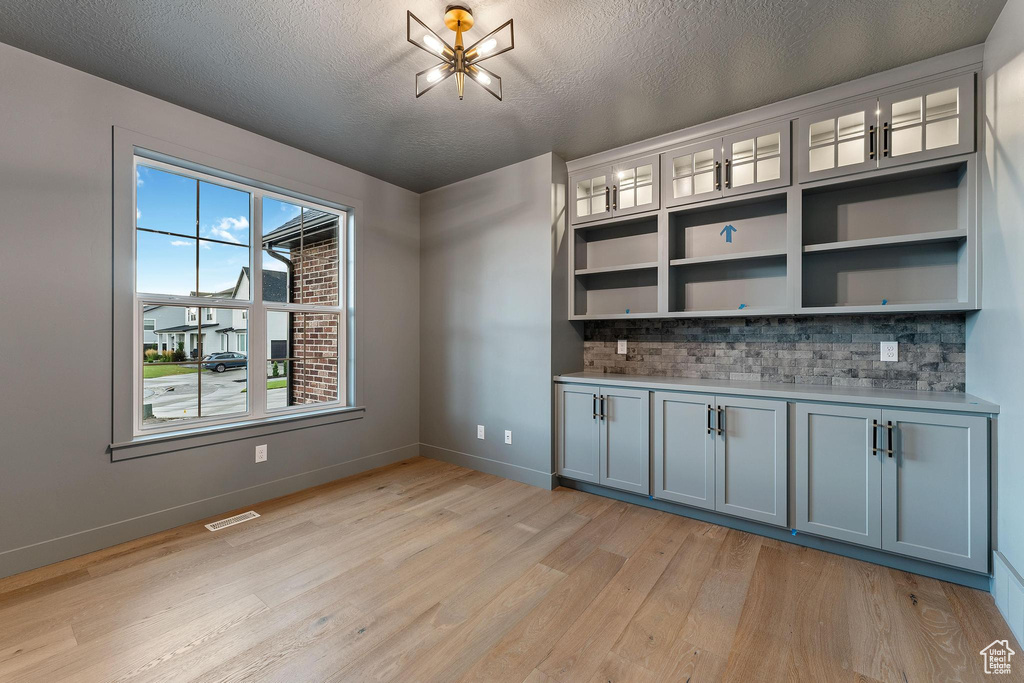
[407,4,514,101]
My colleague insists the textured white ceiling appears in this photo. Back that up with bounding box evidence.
[0,0,1006,192]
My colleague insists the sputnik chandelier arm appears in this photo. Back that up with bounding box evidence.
[407,5,514,101]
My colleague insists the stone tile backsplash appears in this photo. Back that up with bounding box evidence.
[584,314,966,392]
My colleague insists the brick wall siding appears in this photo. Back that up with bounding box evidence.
[289,234,340,404]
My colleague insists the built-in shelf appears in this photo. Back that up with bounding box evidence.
[670,248,787,267]
[803,229,967,254]
[574,262,658,276]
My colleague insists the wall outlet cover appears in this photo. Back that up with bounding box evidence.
[880,341,898,362]
[477,425,485,439]
[255,444,268,463]
[617,339,627,355]
[504,430,512,445]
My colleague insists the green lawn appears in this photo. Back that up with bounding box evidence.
[143,364,199,379]
[242,379,287,394]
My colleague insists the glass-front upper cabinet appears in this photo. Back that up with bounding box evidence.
[571,168,613,224]
[611,154,660,217]
[797,98,879,182]
[722,121,791,197]
[879,73,974,168]
[661,140,722,208]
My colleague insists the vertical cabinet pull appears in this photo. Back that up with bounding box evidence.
[724,158,731,189]
[598,396,606,421]
[882,122,890,157]
[886,421,894,457]
[612,185,618,210]
[869,124,876,160]
[707,404,713,434]
[716,406,724,436]
[592,394,598,420]
[604,186,610,211]
[714,161,721,190]
[871,419,879,455]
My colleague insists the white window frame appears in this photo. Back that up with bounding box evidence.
[130,154,350,437]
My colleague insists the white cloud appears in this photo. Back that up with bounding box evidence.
[136,208,141,220]
[206,216,248,244]
[170,240,191,247]
[136,169,144,186]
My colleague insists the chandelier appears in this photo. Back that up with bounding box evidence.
[407,4,514,101]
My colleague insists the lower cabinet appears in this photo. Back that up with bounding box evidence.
[653,392,787,527]
[796,403,988,572]
[556,383,649,495]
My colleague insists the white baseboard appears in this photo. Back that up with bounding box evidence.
[993,551,1024,645]
[0,443,420,579]
[419,443,557,490]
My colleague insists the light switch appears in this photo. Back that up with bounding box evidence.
[617,339,627,355]
[477,425,485,439]
[880,341,898,362]
[504,430,512,445]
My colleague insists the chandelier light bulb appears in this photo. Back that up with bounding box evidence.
[423,34,444,54]
[477,38,497,55]
[427,69,444,83]
[474,70,491,85]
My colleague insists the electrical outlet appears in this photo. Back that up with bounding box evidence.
[880,341,898,362]
[477,425,485,440]
[255,444,268,463]
[617,339,628,355]
[504,430,513,445]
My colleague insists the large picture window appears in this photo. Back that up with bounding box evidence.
[133,157,348,434]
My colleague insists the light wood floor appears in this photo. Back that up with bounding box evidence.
[0,457,1019,682]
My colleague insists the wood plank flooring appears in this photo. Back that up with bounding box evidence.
[0,456,1019,682]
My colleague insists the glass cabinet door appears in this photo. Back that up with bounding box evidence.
[570,168,613,224]
[797,98,879,182]
[879,73,974,168]
[722,122,790,196]
[611,154,660,217]
[660,140,723,208]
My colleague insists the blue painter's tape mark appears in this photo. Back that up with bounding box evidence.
[791,529,798,536]
[881,299,888,305]
[625,308,630,314]
[738,303,746,310]
[720,224,738,243]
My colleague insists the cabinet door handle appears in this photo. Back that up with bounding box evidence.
[707,404,713,434]
[716,406,724,435]
[886,421,894,457]
[604,186,610,212]
[599,396,607,421]
[592,394,598,420]
[871,419,879,455]
[869,124,876,160]
[882,122,890,157]
[714,161,721,190]
[612,185,618,210]
[724,158,731,189]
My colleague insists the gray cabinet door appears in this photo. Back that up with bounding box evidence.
[795,403,882,547]
[570,167,613,225]
[880,409,988,572]
[715,396,787,526]
[611,154,660,217]
[599,387,651,495]
[653,392,716,509]
[878,72,975,169]
[661,138,724,208]
[797,97,879,183]
[722,121,791,197]
[556,383,600,483]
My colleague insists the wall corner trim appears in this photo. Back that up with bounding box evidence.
[993,551,1024,645]
[419,443,557,490]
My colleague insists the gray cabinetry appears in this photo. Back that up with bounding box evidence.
[600,386,651,495]
[570,167,613,224]
[881,409,988,573]
[570,156,659,225]
[795,403,882,546]
[714,395,788,526]
[797,97,879,183]
[653,391,715,509]
[796,402,988,572]
[556,383,650,495]
[662,139,723,208]
[722,121,791,197]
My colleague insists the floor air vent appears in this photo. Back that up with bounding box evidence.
[205,510,260,531]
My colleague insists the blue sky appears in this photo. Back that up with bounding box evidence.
[136,165,309,297]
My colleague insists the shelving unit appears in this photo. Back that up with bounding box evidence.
[571,215,660,317]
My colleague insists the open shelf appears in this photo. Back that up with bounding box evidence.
[573,215,658,272]
[670,247,787,267]
[802,229,966,254]
[574,268,659,317]
[670,194,787,262]
[669,256,788,313]
[575,262,658,276]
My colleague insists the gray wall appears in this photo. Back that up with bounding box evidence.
[587,314,966,392]
[0,43,420,578]
[419,153,582,488]
[968,0,1024,578]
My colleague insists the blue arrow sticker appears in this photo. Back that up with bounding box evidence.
[720,224,737,243]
